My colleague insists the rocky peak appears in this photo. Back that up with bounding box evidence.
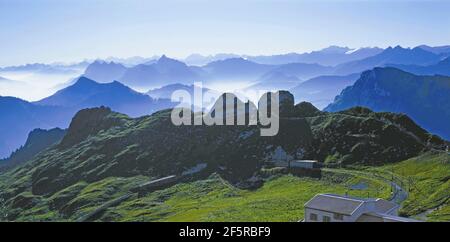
[59,107,125,148]
[293,102,322,117]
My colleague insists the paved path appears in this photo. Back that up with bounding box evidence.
[322,168,408,205]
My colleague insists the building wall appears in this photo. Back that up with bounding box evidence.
[290,161,315,169]
[304,208,354,222]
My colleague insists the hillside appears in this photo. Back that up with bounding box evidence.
[0,92,447,221]
[368,151,450,221]
[325,67,450,140]
[0,128,66,170]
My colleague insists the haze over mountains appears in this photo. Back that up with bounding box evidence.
[0,77,176,158]
[333,46,445,75]
[1,44,450,160]
[388,57,450,76]
[81,45,450,91]
[290,73,360,109]
[182,46,384,66]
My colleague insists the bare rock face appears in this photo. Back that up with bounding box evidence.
[258,90,295,118]
[278,90,295,117]
[59,106,126,148]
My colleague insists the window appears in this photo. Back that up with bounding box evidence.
[309,213,318,221]
[333,213,344,220]
[323,216,331,222]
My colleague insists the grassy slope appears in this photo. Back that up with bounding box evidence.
[0,171,389,221]
[1,152,447,222]
[104,152,449,222]
[0,175,149,221]
[101,173,390,222]
[368,151,450,221]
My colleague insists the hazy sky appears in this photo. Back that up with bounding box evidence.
[1,0,450,66]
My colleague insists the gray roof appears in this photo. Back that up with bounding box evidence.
[374,199,398,214]
[304,194,365,215]
[292,160,317,163]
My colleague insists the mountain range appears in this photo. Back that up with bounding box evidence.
[325,67,450,140]
[388,57,450,76]
[83,61,127,83]
[0,92,447,220]
[80,45,447,92]
[246,46,384,66]
[182,46,383,66]
[0,96,70,159]
[35,77,175,117]
[333,46,443,75]
[2,44,450,158]
[183,53,241,66]
[290,73,360,109]
[1,44,450,222]
[0,128,66,170]
[118,55,202,89]
[0,62,89,75]
[416,45,450,55]
[0,77,176,158]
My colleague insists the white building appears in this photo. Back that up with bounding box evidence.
[304,194,419,222]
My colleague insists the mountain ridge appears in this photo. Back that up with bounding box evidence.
[334,46,441,75]
[325,67,450,140]
[0,77,177,158]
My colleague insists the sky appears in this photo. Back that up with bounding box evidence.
[1,0,450,66]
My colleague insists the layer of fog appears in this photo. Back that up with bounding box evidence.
[0,70,84,101]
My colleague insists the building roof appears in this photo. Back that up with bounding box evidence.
[292,160,317,163]
[374,198,398,214]
[305,193,417,222]
[304,194,365,215]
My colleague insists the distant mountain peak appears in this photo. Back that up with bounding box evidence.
[91,60,123,66]
[154,55,189,71]
[157,55,183,64]
[83,61,127,83]
[416,45,450,54]
[319,45,351,54]
[214,57,248,63]
[159,54,169,60]
[73,76,99,87]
